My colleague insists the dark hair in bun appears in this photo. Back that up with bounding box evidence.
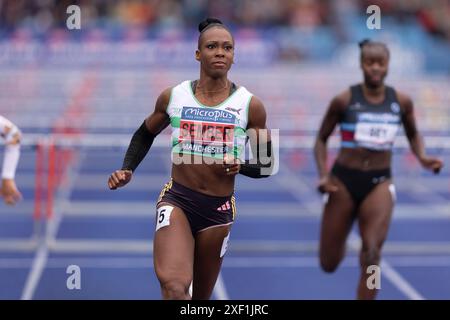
[198,18,224,33]
[197,17,233,49]
[358,38,371,49]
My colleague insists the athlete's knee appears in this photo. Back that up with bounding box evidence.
[160,279,191,300]
[319,243,345,273]
[360,245,381,267]
[319,251,342,273]
[320,258,340,273]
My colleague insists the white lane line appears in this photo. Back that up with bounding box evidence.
[20,245,48,300]
[380,260,425,300]
[348,234,425,300]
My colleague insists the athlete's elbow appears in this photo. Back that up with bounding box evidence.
[258,161,276,178]
[314,137,327,149]
[9,131,22,146]
[13,132,21,144]
[239,161,275,179]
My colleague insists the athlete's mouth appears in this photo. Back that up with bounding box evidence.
[212,61,227,67]
[370,73,382,81]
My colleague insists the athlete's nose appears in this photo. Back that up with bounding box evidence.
[371,62,382,71]
[215,47,225,57]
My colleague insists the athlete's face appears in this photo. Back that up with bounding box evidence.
[196,27,234,78]
[361,46,389,88]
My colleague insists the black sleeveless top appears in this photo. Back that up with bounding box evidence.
[339,84,402,151]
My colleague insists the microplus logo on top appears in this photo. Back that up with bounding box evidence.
[358,112,400,124]
[182,107,236,124]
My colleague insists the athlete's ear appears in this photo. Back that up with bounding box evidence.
[195,50,200,62]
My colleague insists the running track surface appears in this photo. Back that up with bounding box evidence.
[1,146,449,300]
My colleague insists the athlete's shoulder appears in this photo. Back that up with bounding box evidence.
[394,89,412,104]
[335,88,352,104]
[249,95,265,111]
[247,94,265,120]
[0,115,15,129]
[155,87,174,112]
[0,114,10,123]
[159,87,173,101]
[169,80,189,93]
[229,82,254,110]
[393,89,413,112]
[330,88,351,111]
[160,80,192,104]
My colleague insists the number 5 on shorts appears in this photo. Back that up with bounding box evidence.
[156,205,174,232]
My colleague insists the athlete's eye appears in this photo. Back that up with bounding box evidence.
[224,45,233,51]
[206,44,216,49]
[365,58,377,66]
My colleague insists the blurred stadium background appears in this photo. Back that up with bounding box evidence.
[0,0,449,299]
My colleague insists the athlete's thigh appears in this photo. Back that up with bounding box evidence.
[320,175,356,254]
[358,180,395,246]
[153,203,195,282]
[192,224,232,299]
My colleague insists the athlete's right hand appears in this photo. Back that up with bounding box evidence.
[108,170,132,190]
[0,179,23,205]
[317,175,338,194]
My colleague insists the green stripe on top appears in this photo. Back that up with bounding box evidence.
[170,116,181,128]
[234,127,246,136]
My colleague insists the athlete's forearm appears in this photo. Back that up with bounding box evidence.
[121,121,156,172]
[239,141,273,178]
[2,144,20,180]
[407,132,426,162]
[314,139,329,178]
[1,116,21,180]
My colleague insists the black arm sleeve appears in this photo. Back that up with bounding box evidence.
[239,140,273,178]
[121,121,156,172]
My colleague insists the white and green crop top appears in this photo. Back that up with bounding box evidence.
[166,80,252,160]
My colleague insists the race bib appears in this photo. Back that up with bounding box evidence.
[155,205,174,232]
[354,122,398,146]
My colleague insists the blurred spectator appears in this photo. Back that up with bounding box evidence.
[0,0,448,42]
[0,0,447,68]
[360,0,450,41]
[0,0,331,30]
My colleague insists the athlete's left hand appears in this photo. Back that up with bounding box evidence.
[223,154,240,176]
[419,156,443,174]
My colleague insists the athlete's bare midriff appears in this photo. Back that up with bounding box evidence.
[171,158,235,196]
[336,147,392,171]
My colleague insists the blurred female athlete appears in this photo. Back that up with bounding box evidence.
[314,39,443,299]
